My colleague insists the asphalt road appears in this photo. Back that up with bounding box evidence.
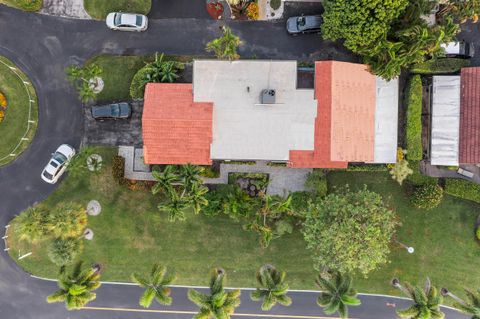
[0,3,471,319]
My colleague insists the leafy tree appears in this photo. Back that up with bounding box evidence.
[131,264,176,308]
[251,264,292,311]
[315,271,361,319]
[302,187,398,275]
[206,26,242,60]
[47,261,101,310]
[47,237,83,266]
[48,202,88,239]
[392,278,444,319]
[188,268,241,319]
[66,64,103,103]
[441,287,480,319]
[15,206,49,243]
[411,183,444,210]
[389,159,413,185]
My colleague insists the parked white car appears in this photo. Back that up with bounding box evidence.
[41,144,76,184]
[106,12,148,32]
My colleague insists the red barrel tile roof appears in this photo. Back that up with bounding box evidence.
[460,67,480,164]
[142,83,213,165]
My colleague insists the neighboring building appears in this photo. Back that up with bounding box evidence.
[430,67,480,166]
[142,60,399,168]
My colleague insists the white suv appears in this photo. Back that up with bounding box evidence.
[41,144,76,184]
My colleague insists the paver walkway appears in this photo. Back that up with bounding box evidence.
[40,0,91,19]
[119,146,311,196]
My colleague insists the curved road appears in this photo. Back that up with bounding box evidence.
[0,5,468,318]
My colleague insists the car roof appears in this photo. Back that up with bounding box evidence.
[304,15,322,28]
[92,104,116,117]
[120,13,138,26]
[56,144,74,157]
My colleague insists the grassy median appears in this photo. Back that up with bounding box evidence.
[84,0,152,20]
[0,0,42,11]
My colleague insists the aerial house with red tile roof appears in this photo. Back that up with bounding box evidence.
[430,67,480,166]
[142,60,399,168]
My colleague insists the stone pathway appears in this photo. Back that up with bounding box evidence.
[40,0,91,19]
[118,146,311,196]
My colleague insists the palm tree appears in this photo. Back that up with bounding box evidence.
[392,278,444,319]
[178,164,202,191]
[441,287,480,319]
[152,165,179,196]
[188,182,209,214]
[160,61,180,83]
[15,206,48,243]
[188,268,241,319]
[315,271,361,319]
[251,264,292,311]
[157,190,190,222]
[47,261,101,310]
[131,264,176,308]
[206,26,242,60]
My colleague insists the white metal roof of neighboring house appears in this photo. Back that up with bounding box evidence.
[372,77,399,163]
[431,76,461,166]
[441,42,461,54]
[193,60,317,161]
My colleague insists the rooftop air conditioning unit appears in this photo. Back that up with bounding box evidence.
[261,89,276,104]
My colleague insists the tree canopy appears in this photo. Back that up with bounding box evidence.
[302,187,398,275]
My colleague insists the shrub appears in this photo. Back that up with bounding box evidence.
[129,67,152,99]
[305,170,328,197]
[389,159,413,185]
[112,155,126,185]
[406,161,438,186]
[0,92,7,108]
[411,58,470,74]
[290,191,314,213]
[476,227,480,240]
[347,164,388,172]
[405,75,423,161]
[270,0,281,10]
[246,2,259,20]
[48,203,88,239]
[411,183,444,210]
[47,238,82,266]
[199,165,220,178]
[444,179,480,203]
[15,206,49,243]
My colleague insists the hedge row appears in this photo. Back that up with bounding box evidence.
[444,179,480,203]
[411,58,470,75]
[346,164,388,172]
[405,75,423,161]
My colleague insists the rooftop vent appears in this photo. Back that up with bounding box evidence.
[261,89,276,104]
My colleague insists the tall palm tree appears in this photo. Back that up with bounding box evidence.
[178,164,202,191]
[206,26,242,60]
[188,182,209,214]
[251,264,292,311]
[392,278,444,319]
[188,268,241,319]
[157,190,190,222]
[152,165,178,196]
[441,287,480,319]
[47,261,101,310]
[315,271,361,319]
[131,264,176,308]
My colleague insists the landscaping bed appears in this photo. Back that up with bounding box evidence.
[83,0,151,20]
[0,0,42,11]
[0,56,38,166]
[7,153,480,301]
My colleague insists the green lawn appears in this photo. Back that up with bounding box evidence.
[85,55,149,103]
[0,0,42,11]
[0,56,38,166]
[84,0,151,20]
[8,151,480,300]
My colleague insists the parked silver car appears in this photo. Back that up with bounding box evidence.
[106,12,148,32]
[286,15,322,35]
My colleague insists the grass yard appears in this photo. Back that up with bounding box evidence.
[85,55,150,103]
[0,0,42,11]
[0,56,38,166]
[84,0,152,20]
[8,151,480,301]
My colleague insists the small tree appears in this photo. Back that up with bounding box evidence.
[47,262,101,310]
[206,26,242,60]
[315,271,361,319]
[392,278,444,319]
[66,64,103,103]
[157,190,190,222]
[15,206,49,243]
[302,187,398,275]
[47,237,83,266]
[410,183,444,210]
[441,287,480,318]
[389,159,413,185]
[131,264,176,308]
[251,264,292,311]
[48,202,88,239]
[67,146,101,178]
[188,268,241,319]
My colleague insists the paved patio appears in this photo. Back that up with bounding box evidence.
[421,161,480,184]
[118,146,311,196]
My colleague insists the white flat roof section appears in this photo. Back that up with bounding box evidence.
[372,77,399,163]
[193,60,318,161]
[431,76,461,166]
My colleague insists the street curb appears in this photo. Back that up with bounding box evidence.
[29,274,460,312]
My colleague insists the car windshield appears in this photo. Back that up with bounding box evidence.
[298,17,306,27]
[136,15,143,27]
[114,13,122,26]
[112,104,120,117]
[43,171,54,180]
[53,151,68,164]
